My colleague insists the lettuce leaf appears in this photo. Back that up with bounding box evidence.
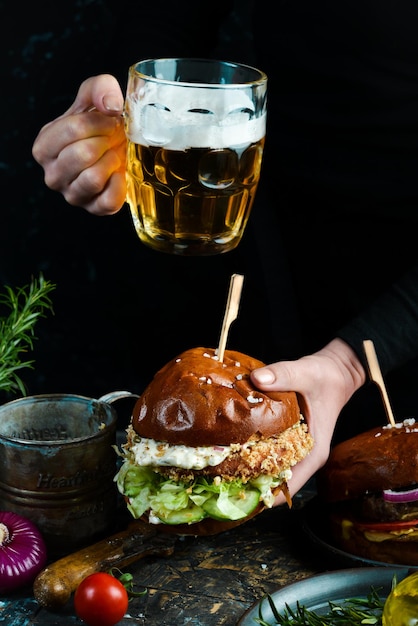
[114,460,283,524]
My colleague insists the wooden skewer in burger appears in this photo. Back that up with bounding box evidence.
[317,339,418,565]
[115,274,314,535]
[363,339,396,427]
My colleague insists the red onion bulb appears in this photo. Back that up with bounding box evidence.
[0,511,47,594]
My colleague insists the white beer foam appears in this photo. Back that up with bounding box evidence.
[126,82,266,150]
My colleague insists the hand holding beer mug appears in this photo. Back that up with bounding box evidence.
[124,58,267,255]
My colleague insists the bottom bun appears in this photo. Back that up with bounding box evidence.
[140,502,266,536]
[329,512,418,566]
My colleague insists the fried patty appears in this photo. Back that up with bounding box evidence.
[135,420,314,484]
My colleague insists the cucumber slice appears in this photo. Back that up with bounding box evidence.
[202,488,260,521]
[157,504,206,525]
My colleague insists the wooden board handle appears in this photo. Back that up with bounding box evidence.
[33,520,176,610]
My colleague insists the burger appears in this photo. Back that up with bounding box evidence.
[316,418,418,565]
[115,347,314,535]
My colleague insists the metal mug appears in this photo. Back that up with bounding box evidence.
[0,391,137,556]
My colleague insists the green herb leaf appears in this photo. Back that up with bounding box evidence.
[0,274,55,395]
[255,585,386,626]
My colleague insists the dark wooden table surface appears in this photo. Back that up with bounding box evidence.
[0,485,345,626]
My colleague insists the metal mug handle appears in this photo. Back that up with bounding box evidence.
[98,391,140,405]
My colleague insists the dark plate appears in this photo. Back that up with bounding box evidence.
[237,566,409,625]
[299,496,418,570]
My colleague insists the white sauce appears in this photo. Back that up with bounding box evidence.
[130,437,232,470]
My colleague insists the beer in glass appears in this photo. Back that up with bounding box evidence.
[124,58,267,255]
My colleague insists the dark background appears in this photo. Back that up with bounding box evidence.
[0,1,263,414]
[3,1,418,441]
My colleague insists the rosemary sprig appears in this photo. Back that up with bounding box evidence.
[0,274,55,395]
[255,585,385,626]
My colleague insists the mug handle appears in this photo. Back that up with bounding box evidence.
[98,391,140,405]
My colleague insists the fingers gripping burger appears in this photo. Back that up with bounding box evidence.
[317,418,418,565]
[115,347,314,535]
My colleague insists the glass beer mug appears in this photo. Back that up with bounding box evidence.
[124,58,267,256]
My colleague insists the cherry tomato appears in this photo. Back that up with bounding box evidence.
[74,572,129,626]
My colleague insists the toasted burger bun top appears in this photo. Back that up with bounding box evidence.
[132,347,302,446]
[317,419,418,503]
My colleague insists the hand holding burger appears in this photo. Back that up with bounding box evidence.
[115,347,314,535]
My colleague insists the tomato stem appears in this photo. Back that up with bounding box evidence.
[108,568,147,599]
